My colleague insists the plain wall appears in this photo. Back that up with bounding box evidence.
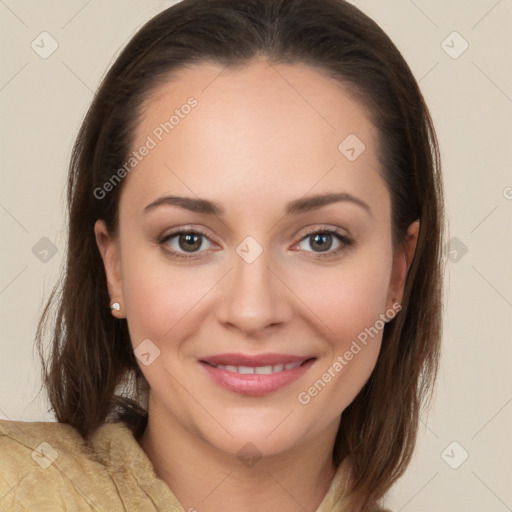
[1,1,511,510]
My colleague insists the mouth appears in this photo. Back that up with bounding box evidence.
[198,353,317,395]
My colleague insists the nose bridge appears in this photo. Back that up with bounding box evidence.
[216,236,291,334]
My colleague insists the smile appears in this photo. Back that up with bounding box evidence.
[199,353,316,395]
[211,362,302,374]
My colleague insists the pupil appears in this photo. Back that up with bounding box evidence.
[312,233,331,252]
[180,233,201,252]
[177,233,333,253]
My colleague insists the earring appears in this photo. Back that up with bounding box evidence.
[110,302,120,312]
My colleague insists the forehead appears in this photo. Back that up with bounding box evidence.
[122,58,387,217]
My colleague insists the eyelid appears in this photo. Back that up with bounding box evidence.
[294,224,351,240]
[158,224,353,260]
[290,225,353,257]
[158,225,219,259]
[159,224,216,242]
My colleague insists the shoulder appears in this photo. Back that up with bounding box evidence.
[0,417,90,458]
[0,418,179,511]
[0,417,97,472]
[0,418,92,480]
[0,419,109,510]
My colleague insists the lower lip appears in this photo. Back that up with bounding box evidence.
[199,359,316,396]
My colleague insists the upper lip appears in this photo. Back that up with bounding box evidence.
[200,353,315,367]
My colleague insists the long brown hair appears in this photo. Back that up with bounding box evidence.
[36,0,445,509]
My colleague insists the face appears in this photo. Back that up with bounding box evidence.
[95,58,416,459]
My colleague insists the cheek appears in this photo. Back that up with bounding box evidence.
[291,251,392,412]
[118,241,217,346]
[292,250,392,345]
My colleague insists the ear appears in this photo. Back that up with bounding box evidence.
[386,220,420,308]
[94,219,125,318]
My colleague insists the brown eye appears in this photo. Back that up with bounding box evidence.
[308,233,334,252]
[295,228,354,259]
[178,232,203,252]
[159,229,215,259]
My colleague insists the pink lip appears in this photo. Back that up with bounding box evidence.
[199,353,316,396]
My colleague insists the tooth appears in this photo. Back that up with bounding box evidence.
[212,362,303,374]
[255,365,273,374]
[215,364,235,372]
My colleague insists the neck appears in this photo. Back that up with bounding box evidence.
[139,395,340,512]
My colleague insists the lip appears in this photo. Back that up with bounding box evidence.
[199,353,316,396]
[201,353,311,366]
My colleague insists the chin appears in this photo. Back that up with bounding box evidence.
[188,405,318,461]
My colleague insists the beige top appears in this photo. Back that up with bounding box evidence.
[0,419,392,511]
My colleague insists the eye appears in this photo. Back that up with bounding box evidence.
[158,225,354,261]
[159,229,215,259]
[294,227,354,259]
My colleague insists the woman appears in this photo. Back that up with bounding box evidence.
[0,0,444,510]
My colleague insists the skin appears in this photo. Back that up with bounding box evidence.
[95,58,418,511]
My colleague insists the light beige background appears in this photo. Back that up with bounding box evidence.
[1,1,511,510]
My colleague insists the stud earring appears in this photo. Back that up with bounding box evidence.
[110,302,120,312]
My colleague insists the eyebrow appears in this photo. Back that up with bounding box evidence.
[143,192,372,217]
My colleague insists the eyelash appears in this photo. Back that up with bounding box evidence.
[158,225,354,261]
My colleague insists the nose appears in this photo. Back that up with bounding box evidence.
[215,245,294,337]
